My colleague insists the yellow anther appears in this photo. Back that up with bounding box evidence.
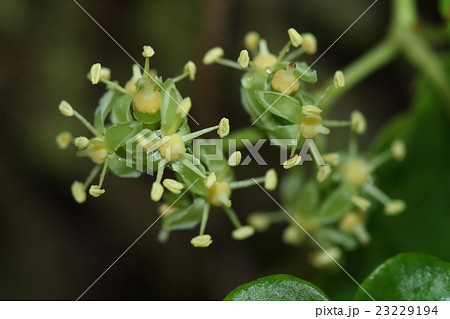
[191,234,213,248]
[58,100,74,117]
[248,213,270,232]
[264,168,278,191]
[183,61,197,81]
[217,118,230,138]
[237,49,250,69]
[90,63,101,85]
[288,28,303,47]
[302,33,317,54]
[309,247,342,269]
[89,185,105,197]
[77,137,107,164]
[283,154,301,169]
[339,212,365,233]
[334,70,345,88]
[391,139,406,161]
[232,226,255,240]
[204,172,217,189]
[142,45,155,58]
[162,179,184,194]
[350,110,367,134]
[56,131,72,149]
[385,200,406,215]
[244,31,260,51]
[71,181,86,204]
[322,153,341,166]
[302,105,322,116]
[228,151,242,167]
[300,115,330,139]
[351,195,371,212]
[282,225,304,246]
[150,181,164,202]
[74,136,90,150]
[203,47,224,65]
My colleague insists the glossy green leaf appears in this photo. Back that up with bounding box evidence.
[94,90,120,133]
[104,122,142,152]
[224,274,329,301]
[355,253,450,301]
[107,153,142,178]
[255,90,302,123]
[160,79,183,135]
[111,94,134,123]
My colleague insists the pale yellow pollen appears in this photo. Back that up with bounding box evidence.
[228,151,242,167]
[183,61,196,81]
[74,136,90,150]
[232,226,255,240]
[89,185,105,197]
[56,131,72,149]
[207,181,231,207]
[90,63,101,85]
[282,225,305,246]
[385,200,406,215]
[58,100,74,117]
[248,213,270,232]
[71,181,86,204]
[350,110,367,134]
[271,65,300,94]
[288,28,303,47]
[217,118,230,138]
[391,139,406,161]
[150,181,164,202]
[300,115,330,139]
[351,195,371,212]
[142,45,155,58]
[302,33,317,54]
[191,234,213,248]
[322,153,341,166]
[316,165,331,183]
[283,154,301,169]
[159,134,186,161]
[302,105,322,116]
[264,168,278,191]
[176,97,192,117]
[133,82,161,115]
[203,47,224,65]
[346,159,370,186]
[244,31,260,51]
[237,49,250,69]
[334,70,345,88]
[162,179,184,194]
[204,172,217,189]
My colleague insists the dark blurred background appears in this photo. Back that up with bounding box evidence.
[0,0,448,300]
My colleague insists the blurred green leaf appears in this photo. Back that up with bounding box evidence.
[355,253,450,300]
[224,274,329,301]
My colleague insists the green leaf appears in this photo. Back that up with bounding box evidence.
[160,79,183,135]
[355,253,450,301]
[161,198,205,232]
[111,94,134,123]
[94,90,120,133]
[255,90,303,123]
[281,61,318,83]
[107,153,142,178]
[439,0,450,19]
[104,122,143,152]
[224,274,329,301]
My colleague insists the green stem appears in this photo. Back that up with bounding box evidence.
[73,110,100,137]
[199,204,210,235]
[229,176,264,190]
[321,38,399,112]
[223,206,242,228]
[83,165,101,188]
[98,158,109,187]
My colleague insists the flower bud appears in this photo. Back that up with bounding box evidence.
[248,213,270,232]
[282,225,305,246]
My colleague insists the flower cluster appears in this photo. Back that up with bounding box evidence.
[204,29,407,266]
[56,46,278,247]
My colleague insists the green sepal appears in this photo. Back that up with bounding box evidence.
[94,89,120,134]
[110,94,134,123]
[161,198,206,233]
[104,122,143,152]
[160,79,184,135]
[171,154,209,196]
[107,153,142,178]
[255,90,303,123]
